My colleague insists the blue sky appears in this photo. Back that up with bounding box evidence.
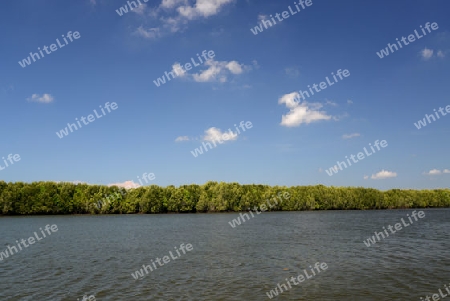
[0,0,449,190]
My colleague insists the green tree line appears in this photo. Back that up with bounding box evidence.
[0,181,449,215]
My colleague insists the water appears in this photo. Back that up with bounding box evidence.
[0,209,449,300]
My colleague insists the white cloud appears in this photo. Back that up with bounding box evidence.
[203,127,237,142]
[72,180,87,184]
[175,136,190,142]
[27,93,54,103]
[192,59,248,82]
[160,16,187,33]
[133,0,234,39]
[177,0,234,20]
[347,99,353,104]
[285,67,300,77]
[371,170,397,180]
[172,63,187,77]
[131,4,147,15]
[342,133,360,139]
[423,169,450,175]
[133,26,160,39]
[258,14,268,21]
[325,99,338,107]
[160,0,188,9]
[108,180,141,189]
[363,175,369,180]
[278,92,333,127]
[437,50,445,58]
[420,48,434,60]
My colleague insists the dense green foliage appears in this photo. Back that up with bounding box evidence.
[0,181,449,215]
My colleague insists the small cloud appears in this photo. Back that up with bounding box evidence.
[423,169,450,175]
[108,180,141,189]
[371,170,397,180]
[177,0,234,20]
[134,0,234,39]
[342,133,360,139]
[134,26,160,39]
[172,63,187,77]
[258,14,268,21]
[27,93,54,103]
[203,127,237,142]
[325,99,338,107]
[347,99,353,104]
[426,169,442,175]
[89,0,96,5]
[192,59,251,83]
[278,92,334,127]
[160,0,188,9]
[318,168,323,173]
[285,67,300,78]
[420,47,434,60]
[72,180,86,184]
[175,136,189,142]
[363,175,369,180]
[437,50,445,58]
[131,4,147,15]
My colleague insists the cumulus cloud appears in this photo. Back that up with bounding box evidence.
[203,127,237,142]
[27,93,54,103]
[363,175,369,180]
[172,63,188,77]
[278,92,333,127]
[175,136,190,142]
[161,0,188,9]
[370,170,397,180]
[177,0,234,19]
[342,133,360,139]
[132,0,234,38]
[108,180,141,189]
[437,50,445,58]
[133,26,160,39]
[420,48,434,60]
[192,59,249,82]
[131,4,147,15]
[423,169,450,176]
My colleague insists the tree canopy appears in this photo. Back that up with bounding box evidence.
[0,181,448,215]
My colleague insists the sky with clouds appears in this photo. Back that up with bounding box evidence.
[0,0,449,190]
